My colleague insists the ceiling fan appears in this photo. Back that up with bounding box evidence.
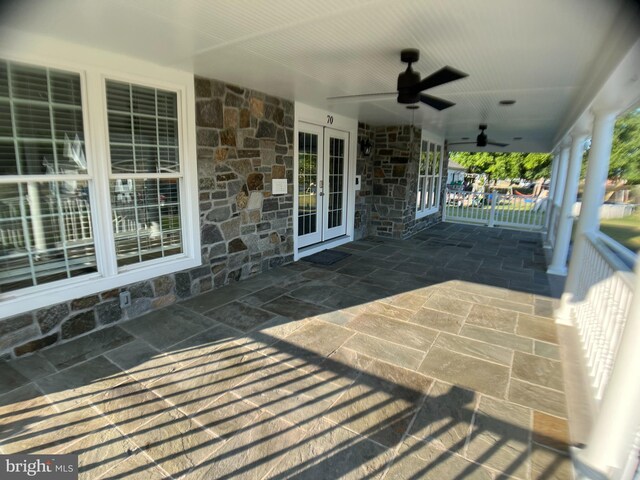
[327,49,468,110]
[448,124,509,148]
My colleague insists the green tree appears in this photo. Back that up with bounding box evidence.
[450,152,552,180]
[609,109,640,183]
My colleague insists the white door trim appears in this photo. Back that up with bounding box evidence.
[293,103,357,260]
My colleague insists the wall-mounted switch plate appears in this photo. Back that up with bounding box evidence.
[355,175,362,191]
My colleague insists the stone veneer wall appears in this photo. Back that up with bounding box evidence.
[403,139,449,238]
[368,126,446,239]
[354,122,375,240]
[0,76,294,359]
[369,125,419,238]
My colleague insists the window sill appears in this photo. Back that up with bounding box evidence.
[0,255,201,319]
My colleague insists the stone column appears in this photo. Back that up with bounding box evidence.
[561,111,617,301]
[572,255,640,479]
[547,133,587,276]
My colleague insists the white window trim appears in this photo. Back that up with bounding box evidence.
[416,131,444,220]
[0,34,200,318]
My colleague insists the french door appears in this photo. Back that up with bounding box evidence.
[297,123,349,248]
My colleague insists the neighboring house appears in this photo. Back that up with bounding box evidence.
[446,159,466,185]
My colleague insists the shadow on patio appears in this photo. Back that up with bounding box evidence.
[0,223,572,479]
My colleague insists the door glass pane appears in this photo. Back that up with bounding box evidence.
[298,131,318,236]
[327,136,344,229]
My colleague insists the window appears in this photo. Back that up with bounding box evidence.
[0,61,95,293]
[0,55,199,316]
[106,80,183,267]
[416,137,443,217]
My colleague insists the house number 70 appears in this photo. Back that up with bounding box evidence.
[326,115,333,125]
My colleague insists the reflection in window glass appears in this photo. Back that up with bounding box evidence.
[106,80,183,268]
[0,60,95,293]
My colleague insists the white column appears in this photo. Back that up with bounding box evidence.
[562,111,617,300]
[547,134,587,276]
[543,152,560,239]
[553,145,571,210]
[573,257,640,479]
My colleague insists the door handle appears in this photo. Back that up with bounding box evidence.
[319,180,324,196]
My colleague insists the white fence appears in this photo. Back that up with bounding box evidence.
[443,188,547,231]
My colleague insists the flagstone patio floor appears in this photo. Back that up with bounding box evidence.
[0,223,572,479]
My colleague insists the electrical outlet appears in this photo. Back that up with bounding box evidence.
[120,291,131,308]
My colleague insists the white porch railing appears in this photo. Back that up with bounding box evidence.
[569,231,639,479]
[443,188,547,231]
[573,232,635,402]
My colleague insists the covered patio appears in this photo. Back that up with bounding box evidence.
[1,0,640,478]
[0,224,572,479]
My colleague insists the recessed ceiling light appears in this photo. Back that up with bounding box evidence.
[406,105,419,110]
[513,136,523,140]
[461,137,469,140]
[499,100,516,105]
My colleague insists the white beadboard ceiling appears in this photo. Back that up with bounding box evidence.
[1,0,639,152]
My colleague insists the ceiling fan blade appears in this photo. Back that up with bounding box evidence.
[419,94,455,110]
[327,91,397,101]
[447,141,476,145]
[487,140,509,147]
[412,66,468,92]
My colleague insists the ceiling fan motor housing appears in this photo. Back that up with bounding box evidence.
[397,67,421,103]
[397,49,421,104]
[477,124,487,146]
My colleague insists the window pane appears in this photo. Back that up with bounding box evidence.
[0,61,8,98]
[110,178,182,267]
[0,141,17,175]
[49,71,82,106]
[14,103,52,139]
[106,81,131,112]
[0,181,96,293]
[0,100,12,137]
[131,85,156,116]
[106,80,180,174]
[1,60,86,176]
[10,64,48,102]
